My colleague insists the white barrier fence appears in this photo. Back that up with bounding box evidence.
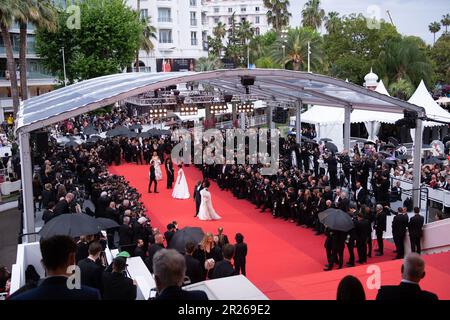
[391,176,450,207]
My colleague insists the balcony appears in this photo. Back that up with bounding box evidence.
[191,39,198,46]
[190,19,198,26]
[0,46,36,55]
[158,17,173,23]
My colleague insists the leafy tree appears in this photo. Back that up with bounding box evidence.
[376,36,433,87]
[324,11,341,35]
[263,0,291,32]
[1,0,23,115]
[248,30,277,63]
[17,0,57,99]
[36,0,143,84]
[195,55,223,71]
[270,27,323,71]
[324,13,401,84]
[136,16,157,71]
[441,13,450,34]
[430,33,450,83]
[388,78,415,100]
[301,0,325,31]
[429,21,441,44]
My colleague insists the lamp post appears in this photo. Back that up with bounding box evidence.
[281,28,288,69]
[307,41,311,73]
[61,47,68,86]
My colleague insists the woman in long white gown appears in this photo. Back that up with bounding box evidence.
[172,164,190,199]
[197,180,221,221]
[151,151,163,181]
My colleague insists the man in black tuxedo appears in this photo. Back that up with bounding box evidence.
[325,153,338,189]
[193,180,204,217]
[118,216,133,254]
[374,204,387,256]
[148,161,158,193]
[165,157,174,189]
[10,235,100,300]
[77,241,104,292]
[354,212,371,263]
[153,249,208,300]
[408,207,425,254]
[164,223,176,248]
[102,257,137,300]
[354,181,367,208]
[184,241,203,284]
[53,193,75,216]
[376,253,438,301]
[392,207,409,259]
[210,244,237,279]
[145,233,165,274]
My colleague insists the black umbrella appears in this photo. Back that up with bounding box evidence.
[65,141,80,148]
[129,124,143,130]
[86,135,101,143]
[424,157,443,165]
[320,138,333,142]
[139,131,151,139]
[39,213,101,238]
[381,143,396,149]
[122,130,138,138]
[146,128,162,137]
[105,129,121,137]
[96,218,120,230]
[383,159,397,165]
[325,142,338,153]
[363,140,376,145]
[388,137,399,147]
[83,125,98,136]
[301,136,318,144]
[169,227,205,254]
[160,129,171,136]
[318,208,354,232]
[397,154,409,160]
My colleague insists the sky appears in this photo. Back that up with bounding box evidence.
[289,0,448,44]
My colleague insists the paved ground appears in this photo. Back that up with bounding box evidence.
[0,208,21,272]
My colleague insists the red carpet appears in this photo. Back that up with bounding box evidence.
[109,164,450,300]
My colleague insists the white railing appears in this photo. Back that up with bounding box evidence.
[391,176,450,207]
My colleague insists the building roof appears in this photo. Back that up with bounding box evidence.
[16,69,426,134]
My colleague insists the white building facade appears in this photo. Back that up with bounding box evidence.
[204,0,270,42]
[126,0,208,73]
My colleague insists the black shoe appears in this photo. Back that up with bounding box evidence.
[154,191,159,193]
[368,254,372,258]
[323,265,333,271]
[148,191,152,193]
[375,252,383,256]
[345,262,355,267]
[375,248,380,252]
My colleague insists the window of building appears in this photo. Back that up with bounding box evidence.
[255,6,260,12]
[190,11,197,26]
[255,16,260,24]
[191,31,197,45]
[159,29,173,43]
[228,8,233,13]
[190,0,197,6]
[214,7,219,13]
[228,17,233,25]
[214,17,220,24]
[241,6,246,12]
[140,9,148,20]
[255,27,260,36]
[158,8,172,22]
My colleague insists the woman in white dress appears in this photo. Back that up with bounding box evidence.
[151,151,163,181]
[172,164,190,199]
[197,180,221,221]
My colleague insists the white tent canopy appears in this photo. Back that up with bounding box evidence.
[408,80,450,127]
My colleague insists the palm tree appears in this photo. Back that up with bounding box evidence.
[441,13,450,34]
[213,21,226,39]
[301,0,325,31]
[17,0,56,101]
[263,0,291,32]
[377,37,432,87]
[1,0,23,116]
[324,11,340,34]
[135,0,156,72]
[237,20,254,44]
[270,27,323,71]
[195,55,223,71]
[429,21,441,44]
[388,78,415,100]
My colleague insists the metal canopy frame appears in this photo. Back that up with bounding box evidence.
[15,69,426,242]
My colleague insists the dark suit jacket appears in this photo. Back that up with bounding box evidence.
[234,242,247,265]
[376,282,438,301]
[375,211,387,232]
[354,219,371,241]
[145,244,164,273]
[77,258,104,291]
[118,224,133,246]
[392,214,409,238]
[10,276,100,300]
[210,260,236,279]
[185,255,203,284]
[164,230,175,247]
[101,272,137,300]
[155,286,208,300]
[53,199,70,216]
[354,188,367,205]
[149,165,156,179]
[409,214,425,238]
